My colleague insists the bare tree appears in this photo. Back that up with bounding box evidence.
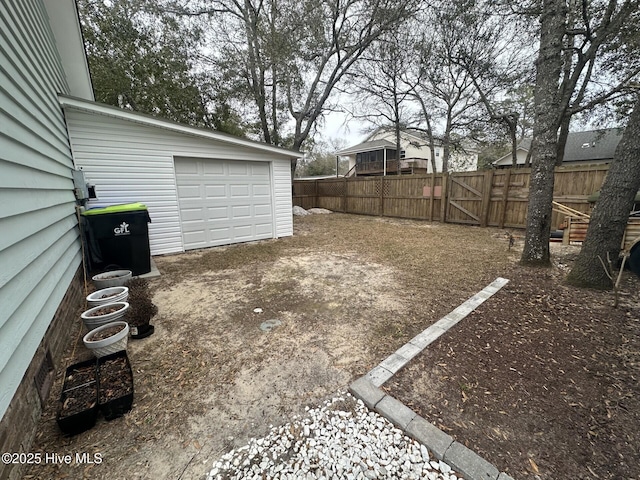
[443,0,536,168]
[171,0,419,173]
[344,31,416,168]
[409,8,486,172]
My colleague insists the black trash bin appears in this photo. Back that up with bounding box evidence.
[82,203,152,275]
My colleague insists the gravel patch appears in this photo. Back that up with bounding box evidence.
[207,393,459,480]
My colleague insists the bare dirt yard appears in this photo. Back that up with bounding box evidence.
[23,213,639,480]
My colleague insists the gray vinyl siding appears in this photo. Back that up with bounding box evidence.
[0,0,80,419]
[64,108,294,255]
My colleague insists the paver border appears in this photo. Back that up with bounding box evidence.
[350,277,515,480]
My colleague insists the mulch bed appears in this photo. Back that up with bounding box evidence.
[98,356,133,404]
[386,264,640,480]
[89,325,125,341]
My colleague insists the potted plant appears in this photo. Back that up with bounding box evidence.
[98,351,134,420]
[81,302,129,330]
[124,278,158,339]
[92,270,132,289]
[56,358,98,435]
[83,321,130,358]
[86,286,129,307]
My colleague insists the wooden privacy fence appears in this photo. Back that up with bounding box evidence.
[292,164,610,230]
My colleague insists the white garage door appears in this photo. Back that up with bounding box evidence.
[174,158,274,250]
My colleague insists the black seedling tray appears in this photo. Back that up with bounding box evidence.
[98,350,134,420]
[56,358,98,435]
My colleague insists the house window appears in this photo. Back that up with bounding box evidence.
[400,150,406,159]
[435,152,440,157]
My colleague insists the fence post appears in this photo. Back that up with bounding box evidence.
[429,173,435,221]
[441,172,449,222]
[314,180,318,208]
[343,176,347,213]
[499,168,512,229]
[379,176,384,216]
[480,169,494,227]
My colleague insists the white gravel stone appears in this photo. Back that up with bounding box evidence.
[207,392,458,480]
[439,460,452,473]
[293,205,311,216]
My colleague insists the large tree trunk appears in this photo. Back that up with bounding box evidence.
[520,0,566,266]
[556,115,571,165]
[566,95,640,288]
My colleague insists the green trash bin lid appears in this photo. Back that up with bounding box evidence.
[82,202,148,216]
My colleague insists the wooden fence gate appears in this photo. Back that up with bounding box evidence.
[445,171,493,227]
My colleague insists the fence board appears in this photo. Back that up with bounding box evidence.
[292,164,609,229]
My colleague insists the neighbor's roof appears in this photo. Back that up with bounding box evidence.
[58,95,302,160]
[494,128,623,165]
[336,139,396,156]
[563,129,623,162]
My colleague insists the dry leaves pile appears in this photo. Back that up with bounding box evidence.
[388,260,640,479]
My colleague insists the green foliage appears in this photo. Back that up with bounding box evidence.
[77,0,246,135]
[295,138,349,177]
[476,141,510,169]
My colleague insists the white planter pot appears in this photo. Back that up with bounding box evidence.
[92,270,132,289]
[81,302,130,331]
[86,287,129,308]
[83,321,130,358]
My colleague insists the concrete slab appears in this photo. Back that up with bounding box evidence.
[365,366,394,387]
[374,395,416,430]
[136,258,161,279]
[497,473,516,480]
[405,416,453,461]
[394,342,423,362]
[444,441,500,480]
[349,377,385,409]
[379,353,410,374]
[486,277,509,292]
[409,325,445,349]
[435,312,464,330]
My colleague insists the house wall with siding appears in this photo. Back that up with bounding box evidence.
[63,107,293,255]
[352,131,477,173]
[272,160,293,237]
[0,0,82,424]
[1,3,92,477]
[493,148,530,167]
[368,130,444,171]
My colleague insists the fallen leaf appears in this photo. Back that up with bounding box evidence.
[194,440,202,449]
[529,458,539,474]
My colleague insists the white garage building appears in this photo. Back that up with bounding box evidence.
[60,95,299,255]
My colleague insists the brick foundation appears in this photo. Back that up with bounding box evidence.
[0,266,84,480]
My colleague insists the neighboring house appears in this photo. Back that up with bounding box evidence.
[0,2,298,478]
[493,128,624,167]
[337,128,478,176]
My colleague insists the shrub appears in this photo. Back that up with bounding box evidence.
[124,278,158,327]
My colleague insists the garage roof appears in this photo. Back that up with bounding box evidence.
[59,95,302,161]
